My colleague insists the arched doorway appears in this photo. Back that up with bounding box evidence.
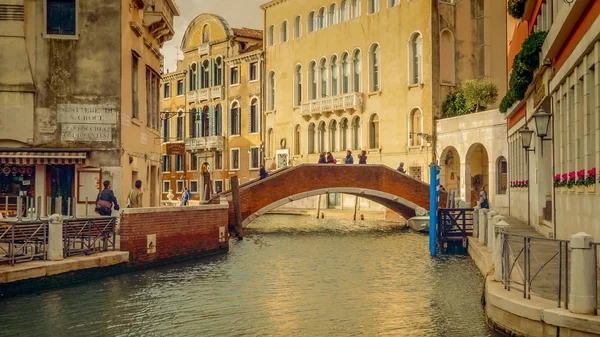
[201,162,212,201]
[465,143,489,207]
[439,146,460,194]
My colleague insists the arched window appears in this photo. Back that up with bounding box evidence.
[389,0,399,7]
[294,15,302,38]
[497,156,508,194]
[267,128,274,157]
[281,21,288,43]
[250,98,259,134]
[341,53,349,94]
[340,0,348,21]
[202,24,210,43]
[230,101,241,136]
[201,60,210,89]
[368,0,379,13]
[202,106,210,137]
[320,58,327,98]
[409,108,423,146]
[370,44,380,91]
[162,115,171,142]
[328,4,337,26]
[308,11,315,33]
[340,118,348,150]
[330,120,338,152]
[189,108,199,138]
[351,0,360,18]
[294,65,302,106]
[308,123,316,154]
[409,32,423,84]
[189,63,197,91]
[176,111,184,141]
[317,8,326,29]
[369,114,379,149]
[351,116,361,150]
[268,25,275,46]
[213,57,223,86]
[309,61,317,100]
[215,104,223,136]
[352,49,361,92]
[440,30,455,84]
[318,121,326,152]
[269,71,276,110]
[331,55,338,96]
[294,125,301,155]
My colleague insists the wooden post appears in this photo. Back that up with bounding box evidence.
[353,196,359,220]
[231,176,243,239]
[316,194,322,219]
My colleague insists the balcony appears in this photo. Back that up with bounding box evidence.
[142,0,180,46]
[301,92,364,117]
[210,86,223,100]
[185,136,225,153]
[198,88,210,102]
[187,90,197,103]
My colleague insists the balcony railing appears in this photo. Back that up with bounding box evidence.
[211,86,223,100]
[301,92,363,116]
[198,88,210,102]
[187,90,197,103]
[185,136,225,152]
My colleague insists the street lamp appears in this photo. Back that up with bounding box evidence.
[532,107,553,156]
[520,125,535,153]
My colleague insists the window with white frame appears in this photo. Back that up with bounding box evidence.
[190,180,199,194]
[269,71,276,110]
[190,154,198,171]
[175,111,184,141]
[249,147,260,170]
[368,0,379,14]
[215,151,223,170]
[294,16,302,38]
[409,32,423,84]
[353,49,361,92]
[351,0,360,18]
[409,108,423,146]
[352,116,361,150]
[214,57,223,86]
[331,55,338,96]
[230,101,241,136]
[230,66,239,85]
[330,120,338,152]
[202,24,210,43]
[320,58,328,98]
[342,53,349,94]
[268,25,275,46]
[340,118,349,150]
[318,121,326,152]
[308,123,316,154]
[328,4,337,26]
[189,63,197,91]
[163,82,171,99]
[176,180,184,193]
[249,62,258,81]
[215,104,223,136]
[214,180,223,194]
[250,98,259,134]
[230,149,240,170]
[369,114,380,149]
[317,8,326,29]
[310,61,317,100]
[201,60,210,89]
[176,79,184,96]
[175,154,184,172]
[370,44,380,91]
[294,65,302,106]
[281,21,288,43]
[162,181,171,194]
[294,125,301,155]
[162,155,171,172]
[341,0,348,21]
[308,11,315,33]
[47,0,76,36]
[162,118,170,142]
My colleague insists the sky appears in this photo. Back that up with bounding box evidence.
[162,0,265,73]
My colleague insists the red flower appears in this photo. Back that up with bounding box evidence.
[588,168,596,177]
[554,174,561,182]
[577,169,586,179]
[568,171,576,180]
[562,173,568,181]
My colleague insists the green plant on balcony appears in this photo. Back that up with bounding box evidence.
[442,90,469,117]
[507,0,527,19]
[442,79,498,117]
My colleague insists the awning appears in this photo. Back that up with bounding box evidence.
[0,151,87,165]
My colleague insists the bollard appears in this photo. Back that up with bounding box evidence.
[473,206,480,238]
[493,221,510,281]
[488,215,504,253]
[85,197,89,217]
[479,208,489,245]
[16,197,22,221]
[72,197,77,219]
[47,214,64,261]
[569,232,595,314]
[36,196,42,220]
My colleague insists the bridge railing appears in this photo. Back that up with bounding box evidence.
[0,219,48,266]
[63,217,117,257]
[437,208,475,240]
[501,232,569,308]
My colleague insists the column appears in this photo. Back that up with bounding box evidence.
[569,232,594,314]
[47,214,63,261]
[478,208,488,245]
[493,220,510,281]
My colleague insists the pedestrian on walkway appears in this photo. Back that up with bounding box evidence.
[95,180,119,216]
[344,150,354,164]
[259,165,268,180]
[180,186,192,206]
[479,186,489,209]
[318,152,327,164]
[127,180,143,208]
[397,162,406,173]
[358,150,367,164]
[326,152,336,164]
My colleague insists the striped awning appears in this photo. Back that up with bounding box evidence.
[0,151,87,165]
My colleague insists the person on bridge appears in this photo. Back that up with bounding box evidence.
[358,150,367,164]
[127,180,143,208]
[326,152,336,164]
[397,162,406,173]
[259,165,268,180]
[95,180,119,216]
[344,150,354,164]
[318,152,326,164]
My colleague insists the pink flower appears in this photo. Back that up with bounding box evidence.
[562,173,568,181]
[568,171,576,180]
[588,168,596,177]
[524,180,529,185]
[577,169,586,179]
[554,174,561,182]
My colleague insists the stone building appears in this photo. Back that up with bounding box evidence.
[504,0,599,239]
[0,0,178,215]
[260,0,506,211]
[160,14,263,203]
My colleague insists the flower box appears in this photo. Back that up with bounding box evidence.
[588,184,596,194]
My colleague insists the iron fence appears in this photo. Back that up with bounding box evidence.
[590,242,600,315]
[0,220,48,266]
[62,217,117,257]
[502,232,569,308]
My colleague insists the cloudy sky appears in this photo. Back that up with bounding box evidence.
[162,0,265,72]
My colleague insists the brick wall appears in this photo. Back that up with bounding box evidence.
[120,202,229,266]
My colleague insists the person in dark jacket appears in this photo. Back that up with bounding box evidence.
[318,152,327,164]
[259,165,268,180]
[358,150,367,164]
[397,162,406,173]
[344,150,354,164]
[96,180,119,216]
[326,152,336,164]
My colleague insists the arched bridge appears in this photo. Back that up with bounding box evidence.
[213,164,446,227]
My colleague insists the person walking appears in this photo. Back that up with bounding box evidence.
[128,180,143,208]
[326,152,336,164]
[259,165,268,180]
[397,162,406,173]
[358,150,367,164]
[180,186,192,206]
[344,150,354,164]
[479,186,489,209]
[318,152,327,164]
[95,180,119,216]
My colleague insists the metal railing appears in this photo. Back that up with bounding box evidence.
[590,242,600,315]
[0,220,48,266]
[62,217,117,257]
[437,208,475,240]
[502,232,569,308]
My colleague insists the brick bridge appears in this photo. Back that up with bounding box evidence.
[213,164,447,228]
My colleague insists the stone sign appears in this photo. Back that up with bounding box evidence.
[58,103,117,142]
[61,124,113,142]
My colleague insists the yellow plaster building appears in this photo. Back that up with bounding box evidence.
[160,14,263,202]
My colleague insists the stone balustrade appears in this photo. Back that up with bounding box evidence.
[300,92,363,116]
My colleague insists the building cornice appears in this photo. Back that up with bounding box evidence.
[225,50,263,65]
[260,0,290,10]
[162,71,186,81]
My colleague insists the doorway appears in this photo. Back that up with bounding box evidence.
[46,165,75,215]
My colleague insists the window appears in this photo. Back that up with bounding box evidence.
[329,4,337,26]
[162,155,171,172]
[331,56,338,96]
[230,101,241,136]
[250,99,259,134]
[369,114,379,149]
[162,118,170,142]
[310,61,317,100]
[294,125,301,155]
[440,30,455,84]
[353,49,361,92]
[389,0,399,7]
[230,66,239,85]
[409,108,423,146]
[214,180,223,194]
[476,0,485,77]
[146,68,160,130]
[46,0,76,36]
[215,104,223,136]
[250,147,260,170]
[132,53,139,119]
[191,155,199,171]
[201,106,210,137]
[368,0,379,14]
[317,8,326,29]
[189,63,197,91]
[175,111,184,141]
[175,154,184,172]
[190,180,199,194]
[214,57,223,86]
[294,65,303,106]
[308,123,316,154]
[202,24,210,43]
[176,180,184,193]
[249,62,258,81]
[352,116,361,150]
[308,11,315,33]
[269,71,276,110]
[201,60,210,89]
[330,120,338,152]
[294,16,302,38]
[351,0,360,18]
[162,180,171,194]
[230,149,240,170]
[340,0,348,21]
[497,156,507,194]
[176,80,184,96]
[163,83,171,99]
[342,53,349,94]
[370,44,381,91]
[340,118,348,150]
[318,121,326,152]
[189,109,197,138]
[281,21,288,42]
[215,151,223,170]
[268,25,275,46]
[320,58,328,98]
[409,166,422,181]
[409,32,423,84]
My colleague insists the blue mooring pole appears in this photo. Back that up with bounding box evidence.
[429,162,439,257]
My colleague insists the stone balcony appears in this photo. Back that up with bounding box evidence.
[187,90,197,103]
[198,88,210,102]
[142,0,179,46]
[185,136,225,153]
[210,86,223,100]
[300,92,363,117]
[187,86,224,104]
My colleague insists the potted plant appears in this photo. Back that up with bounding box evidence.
[586,168,596,193]
[576,169,586,193]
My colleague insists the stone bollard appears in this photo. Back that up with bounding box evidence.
[493,221,510,282]
[473,206,480,238]
[478,208,489,245]
[47,214,64,261]
[488,214,503,253]
[569,232,595,314]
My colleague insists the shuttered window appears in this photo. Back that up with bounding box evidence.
[47,0,76,35]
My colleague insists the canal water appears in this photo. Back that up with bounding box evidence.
[0,214,502,337]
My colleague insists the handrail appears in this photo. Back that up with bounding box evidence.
[0,220,48,265]
[63,217,117,257]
